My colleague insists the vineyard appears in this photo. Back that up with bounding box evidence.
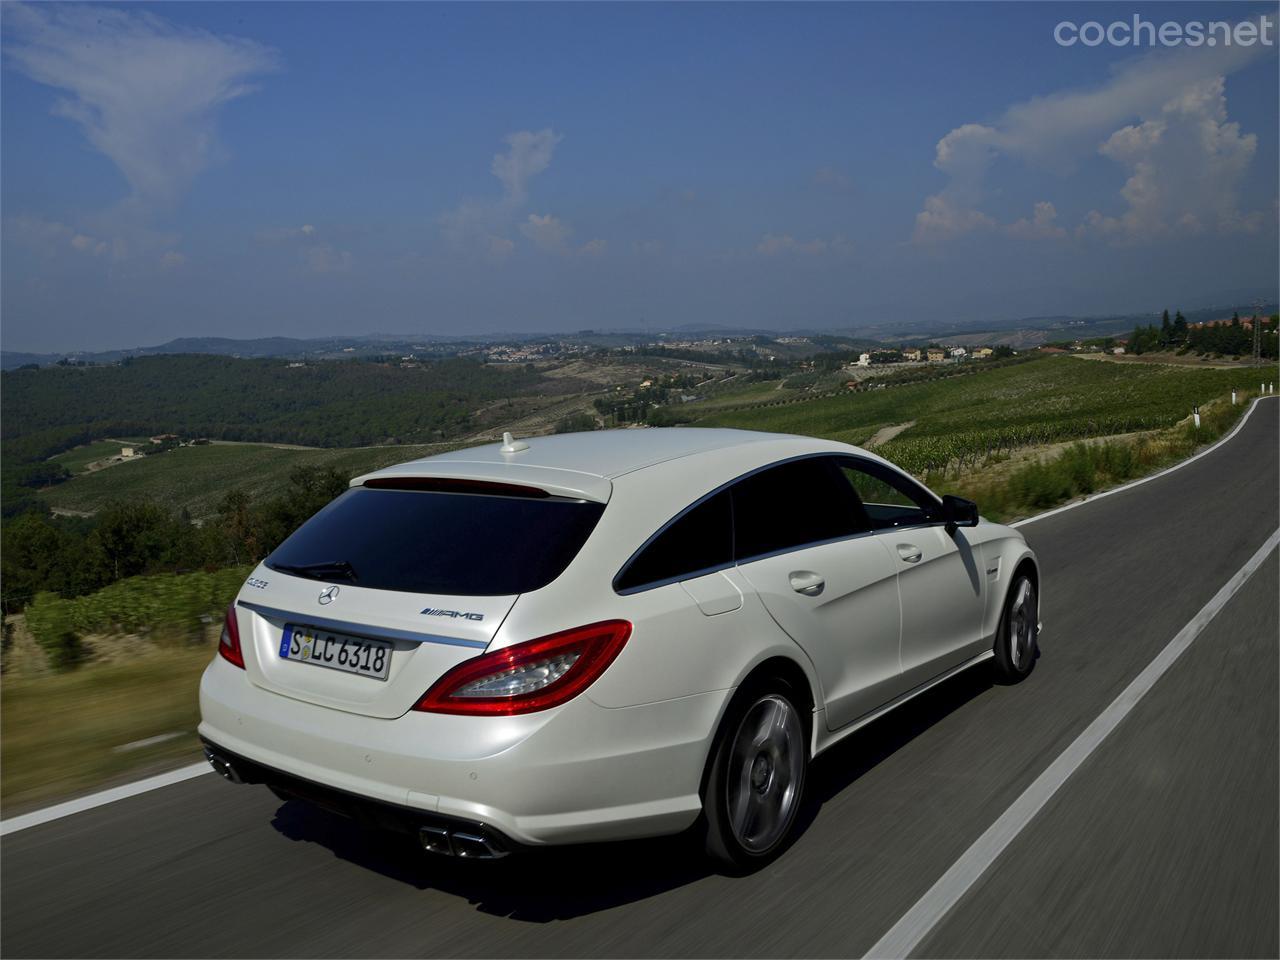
[697,356,1277,475]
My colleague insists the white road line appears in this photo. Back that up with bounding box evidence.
[112,731,185,753]
[1013,395,1275,528]
[864,527,1280,960]
[0,762,211,837]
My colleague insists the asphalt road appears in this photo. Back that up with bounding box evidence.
[3,399,1277,959]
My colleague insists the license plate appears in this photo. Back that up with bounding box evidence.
[281,625,392,681]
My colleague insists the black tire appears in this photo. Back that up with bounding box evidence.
[701,679,809,872]
[993,571,1039,683]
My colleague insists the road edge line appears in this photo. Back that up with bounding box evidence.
[863,527,1280,959]
[1,762,211,837]
[1013,395,1274,529]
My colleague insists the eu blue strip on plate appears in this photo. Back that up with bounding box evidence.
[279,625,293,659]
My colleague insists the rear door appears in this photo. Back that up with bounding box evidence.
[732,457,903,730]
[237,482,606,718]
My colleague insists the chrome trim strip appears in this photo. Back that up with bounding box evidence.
[237,600,489,650]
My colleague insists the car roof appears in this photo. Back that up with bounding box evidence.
[351,428,821,502]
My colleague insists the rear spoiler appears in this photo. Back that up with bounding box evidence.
[351,461,612,503]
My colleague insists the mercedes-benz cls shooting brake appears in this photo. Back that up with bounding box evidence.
[199,428,1041,868]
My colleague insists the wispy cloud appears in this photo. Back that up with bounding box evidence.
[491,129,562,204]
[5,4,279,210]
[440,130,601,258]
[440,129,562,257]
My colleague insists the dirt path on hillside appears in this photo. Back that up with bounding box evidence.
[867,420,916,446]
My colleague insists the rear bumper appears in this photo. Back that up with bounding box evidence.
[198,656,723,846]
[200,737,514,858]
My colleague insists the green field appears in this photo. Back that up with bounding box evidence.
[696,356,1275,474]
[41,441,470,520]
[49,439,134,474]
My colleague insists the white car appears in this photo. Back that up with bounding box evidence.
[199,428,1040,869]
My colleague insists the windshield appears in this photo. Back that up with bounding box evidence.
[266,486,605,596]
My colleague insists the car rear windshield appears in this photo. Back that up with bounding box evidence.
[265,486,605,597]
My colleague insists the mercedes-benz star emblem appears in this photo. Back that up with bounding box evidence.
[318,585,340,605]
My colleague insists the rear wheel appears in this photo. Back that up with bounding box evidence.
[993,572,1038,683]
[702,683,808,871]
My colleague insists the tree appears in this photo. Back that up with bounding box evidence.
[1159,310,1172,347]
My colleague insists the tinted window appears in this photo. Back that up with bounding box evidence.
[266,487,604,596]
[615,491,733,592]
[836,459,938,530]
[732,457,868,561]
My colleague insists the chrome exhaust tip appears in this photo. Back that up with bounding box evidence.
[418,825,507,859]
[203,746,244,784]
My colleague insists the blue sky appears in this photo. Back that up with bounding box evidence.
[2,1,1277,352]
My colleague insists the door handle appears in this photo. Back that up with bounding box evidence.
[789,571,825,596]
[897,543,923,564]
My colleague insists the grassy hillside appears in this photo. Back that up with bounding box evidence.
[41,440,470,520]
[696,355,1274,473]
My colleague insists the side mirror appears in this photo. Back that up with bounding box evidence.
[941,494,979,532]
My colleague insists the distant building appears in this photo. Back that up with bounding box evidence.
[856,352,872,367]
[949,347,967,359]
[926,349,946,362]
[150,433,178,443]
[973,347,993,359]
[1112,346,1126,355]
[903,348,922,362]
[120,446,136,458]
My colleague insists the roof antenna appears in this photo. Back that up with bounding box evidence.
[500,431,529,453]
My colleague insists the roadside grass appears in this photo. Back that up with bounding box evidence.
[936,393,1257,522]
[39,440,467,520]
[1,644,214,812]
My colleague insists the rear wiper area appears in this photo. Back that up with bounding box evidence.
[267,559,359,583]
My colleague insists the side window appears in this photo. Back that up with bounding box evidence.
[615,490,733,592]
[836,458,938,530]
[732,457,868,562]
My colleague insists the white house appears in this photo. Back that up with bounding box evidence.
[856,352,872,367]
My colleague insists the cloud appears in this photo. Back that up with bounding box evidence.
[519,213,573,254]
[913,196,997,243]
[914,22,1272,243]
[440,129,563,256]
[518,214,606,257]
[756,233,853,256]
[4,4,279,209]
[7,215,132,260]
[491,129,562,204]
[1006,201,1067,240]
[257,224,351,272]
[1079,77,1259,241]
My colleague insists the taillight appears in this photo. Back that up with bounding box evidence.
[218,602,245,669]
[413,620,632,716]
